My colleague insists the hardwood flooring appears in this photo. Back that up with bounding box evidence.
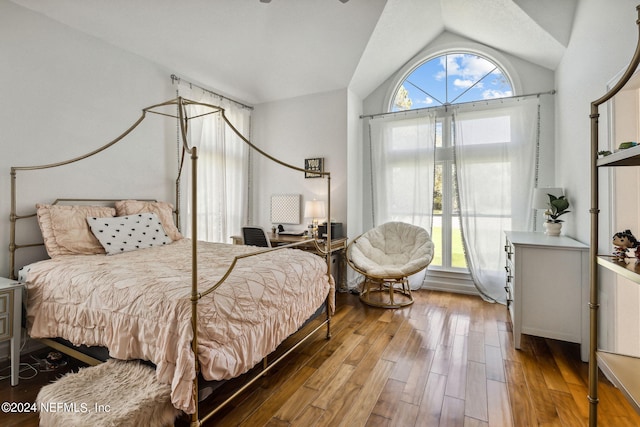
[2,290,639,426]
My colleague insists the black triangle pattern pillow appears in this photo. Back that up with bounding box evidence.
[87,213,172,255]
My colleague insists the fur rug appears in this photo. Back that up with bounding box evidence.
[36,359,181,427]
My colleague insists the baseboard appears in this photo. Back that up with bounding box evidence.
[423,269,479,296]
[422,280,480,296]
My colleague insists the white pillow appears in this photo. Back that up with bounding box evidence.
[87,213,172,255]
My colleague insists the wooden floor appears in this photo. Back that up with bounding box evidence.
[2,290,640,426]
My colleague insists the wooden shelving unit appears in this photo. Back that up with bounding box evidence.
[597,256,640,283]
[597,145,640,167]
[597,351,640,411]
[589,6,640,426]
[594,256,640,414]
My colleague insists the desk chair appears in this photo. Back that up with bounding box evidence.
[241,226,272,247]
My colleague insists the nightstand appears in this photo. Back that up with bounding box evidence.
[0,277,22,386]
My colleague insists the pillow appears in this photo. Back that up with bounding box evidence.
[87,213,172,255]
[36,204,116,258]
[115,200,182,241]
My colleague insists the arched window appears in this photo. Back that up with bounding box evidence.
[387,52,514,273]
[392,52,513,111]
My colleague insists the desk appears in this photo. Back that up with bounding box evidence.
[231,233,348,290]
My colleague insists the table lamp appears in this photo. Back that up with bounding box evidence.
[304,200,326,237]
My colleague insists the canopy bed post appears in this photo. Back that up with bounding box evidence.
[189,144,199,427]
[9,168,17,281]
[175,96,202,427]
[325,173,332,338]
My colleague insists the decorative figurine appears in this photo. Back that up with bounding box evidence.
[612,229,638,261]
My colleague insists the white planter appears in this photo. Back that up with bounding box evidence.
[544,222,562,236]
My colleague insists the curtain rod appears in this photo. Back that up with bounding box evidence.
[170,74,254,111]
[360,89,556,120]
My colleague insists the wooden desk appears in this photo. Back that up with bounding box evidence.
[231,233,348,290]
[268,233,345,249]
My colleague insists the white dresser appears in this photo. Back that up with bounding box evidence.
[504,231,589,362]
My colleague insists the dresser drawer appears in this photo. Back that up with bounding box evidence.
[0,290,12,341]
[504,238,514,309]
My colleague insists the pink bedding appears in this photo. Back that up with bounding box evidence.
[23,239,333,413]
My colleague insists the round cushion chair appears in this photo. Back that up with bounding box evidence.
[346,222,435,308]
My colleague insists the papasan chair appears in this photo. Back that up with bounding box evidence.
[346,222,434,308]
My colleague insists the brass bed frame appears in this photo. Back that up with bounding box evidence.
[9,97,334,426]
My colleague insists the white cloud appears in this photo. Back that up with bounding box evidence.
[454,78,483,89]
[415,96,434,105]
[444,54,496,82]
[482,89,513,99]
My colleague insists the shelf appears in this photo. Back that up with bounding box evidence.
[597,256,640,284]
[597,145,640,166]
[597,351,640,413]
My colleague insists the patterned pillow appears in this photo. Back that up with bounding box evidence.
[87,213,172,255]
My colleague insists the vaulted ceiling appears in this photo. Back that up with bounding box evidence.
[10,0,577,105]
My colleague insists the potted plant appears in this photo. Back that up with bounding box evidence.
[544,194,570,236]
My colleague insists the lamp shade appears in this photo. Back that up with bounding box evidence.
[304,200,326,219]
[533,187,564,210]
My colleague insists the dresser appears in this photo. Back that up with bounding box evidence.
[504,231,589,362]
[0,277,22,385]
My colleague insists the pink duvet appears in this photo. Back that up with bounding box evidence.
[23,239,333,413]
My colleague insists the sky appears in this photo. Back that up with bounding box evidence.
[393,53,513,111]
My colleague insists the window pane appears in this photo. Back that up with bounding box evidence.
[432,163,443,267]
[451,216,467,268]
[393,53,513,111]
[456,115,511,145]
[432,214,442,267]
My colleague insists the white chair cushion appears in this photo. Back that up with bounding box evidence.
[350,222,434,277]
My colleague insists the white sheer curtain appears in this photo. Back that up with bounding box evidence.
[368,112,435,290]
[177,85,250,243]
[369,111,436,235]
[453,98,539,302]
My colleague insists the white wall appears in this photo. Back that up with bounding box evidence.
[347,89,364,238]
[250,90,348,235]
[556,0,639,242]
[0,2,178,358]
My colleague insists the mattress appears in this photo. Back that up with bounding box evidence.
[22,239,333,413]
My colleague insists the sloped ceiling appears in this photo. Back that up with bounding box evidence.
[10,0,576,105]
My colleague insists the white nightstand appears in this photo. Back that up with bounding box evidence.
[0,277,22,386]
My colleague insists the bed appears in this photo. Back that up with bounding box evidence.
[9,97,336,425]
